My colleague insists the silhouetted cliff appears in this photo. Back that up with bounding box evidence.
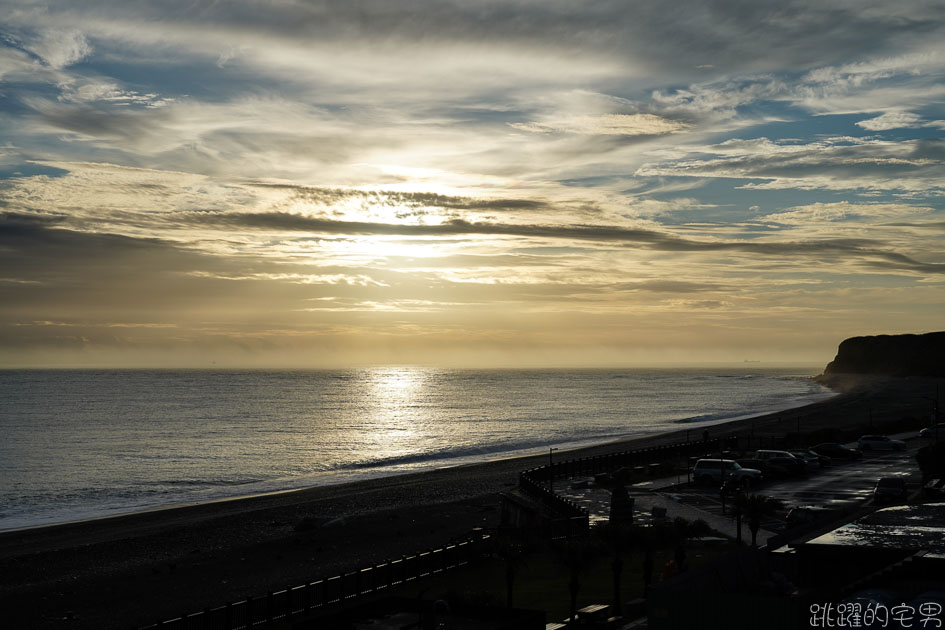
[823,332,945,377]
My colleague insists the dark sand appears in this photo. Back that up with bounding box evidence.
[2,374,941,630]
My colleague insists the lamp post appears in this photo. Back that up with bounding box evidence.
[548,447,558,492]
[922,395,940,426]
[922,394,940,444]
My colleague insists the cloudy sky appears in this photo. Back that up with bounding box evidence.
[1,0,944,368]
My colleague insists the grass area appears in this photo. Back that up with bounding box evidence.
[393,538,735,621]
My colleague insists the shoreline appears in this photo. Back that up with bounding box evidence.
[4,373,940,629]
[0,370,833,534]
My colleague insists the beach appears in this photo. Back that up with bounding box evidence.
[2,373,940,630]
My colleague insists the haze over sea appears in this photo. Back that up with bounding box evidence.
[0,368,833,530]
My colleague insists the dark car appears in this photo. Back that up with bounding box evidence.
[872,477,908,504]
[858,435,906,451]
[761,456,806,478]
[810,442,863,460]
[737,457,795,479]
[785,506,841,529]
[919,424,945,439]
[790,448,831,468]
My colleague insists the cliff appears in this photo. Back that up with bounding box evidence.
[823,332,945,377]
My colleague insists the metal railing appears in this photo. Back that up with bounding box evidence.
[139,533,490,630]
[516,435,745,534]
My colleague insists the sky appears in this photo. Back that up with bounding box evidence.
[1,0,944,368]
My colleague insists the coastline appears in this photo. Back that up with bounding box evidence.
[3,373,940,629]
[0,369,836,534]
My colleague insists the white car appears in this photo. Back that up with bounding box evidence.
[857,435,906,451]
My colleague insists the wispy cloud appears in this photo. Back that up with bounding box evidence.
[25,28,92,69]
[2,1,945,365]
[510,114,687,136]
[636,137,945,194]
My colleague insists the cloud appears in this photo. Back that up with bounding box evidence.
[616,280,725,293]
[172,212,945,275]
[763,201,934,224]
[256,182,552,213]
[856,111,923,130]
[791,49,945,114]
[0,42,41,81]
[26,28,92,69]
[856,111,945,131]
[509,114,687,136]
[57,79,173,108]
[3,1,945,365]
[636,137,945,194]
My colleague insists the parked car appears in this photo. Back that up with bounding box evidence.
[754,449,795,461]
[735,458,770,477]
[872,477,908,504]
[857,435,906,451]
[692,459,762,485]
[810,442,863,460]
[753,450,807,476]
[737,457,803,479]
[919,424,945,439]
[789,449,830,468]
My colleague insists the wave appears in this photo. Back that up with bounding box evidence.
[674,413,731,424]
[144,478,264,488]
[334,432,630,471]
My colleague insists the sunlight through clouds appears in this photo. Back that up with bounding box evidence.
[1,0,944,366]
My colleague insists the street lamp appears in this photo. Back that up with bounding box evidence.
[922,394,940,426]
[922,394,941,444]
[548,447,558,492]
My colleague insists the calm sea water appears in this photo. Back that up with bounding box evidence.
[0,368,832,530]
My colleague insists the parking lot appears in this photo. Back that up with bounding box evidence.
[664,434,923,531]
[559,432,928,536]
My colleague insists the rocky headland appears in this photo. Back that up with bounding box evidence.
[822,331,945,379]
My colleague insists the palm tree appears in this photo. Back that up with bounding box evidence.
[493,535,528,609]
[593,521,637,614]
[553,537,600,624]
[736,494,785,546]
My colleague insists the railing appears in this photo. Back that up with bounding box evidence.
[139,533,490,630]
[517,435,745,535]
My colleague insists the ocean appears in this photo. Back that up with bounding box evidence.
[0,368,833,530]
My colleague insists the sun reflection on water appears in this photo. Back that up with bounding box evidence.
[353,367,434,467]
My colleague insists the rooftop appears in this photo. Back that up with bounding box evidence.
[806,503,945,558]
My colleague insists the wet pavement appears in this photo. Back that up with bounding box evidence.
[557,431,926,545]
